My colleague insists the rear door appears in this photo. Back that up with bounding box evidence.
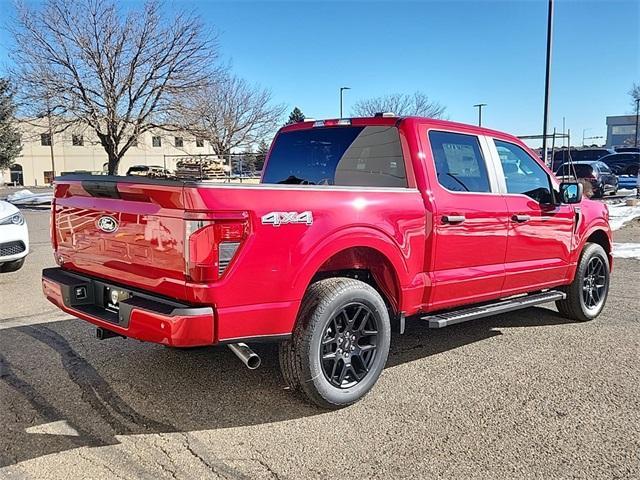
[54,177,188,299]
[423,129,510,310]
[490,139,575,294]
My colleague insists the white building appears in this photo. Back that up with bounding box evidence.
[1,120,217,186]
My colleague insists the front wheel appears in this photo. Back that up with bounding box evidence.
[279,277,391,409]
[556,243,610,321]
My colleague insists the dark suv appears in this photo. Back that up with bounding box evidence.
[552,148,615,172]
[599,152,640,176]
[555,161,618,198]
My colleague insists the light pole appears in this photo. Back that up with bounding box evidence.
[582,128,590,146]
[340,87,351,118]
[473,103,487,127]
[634,98,639,147]
[541,0,554,166]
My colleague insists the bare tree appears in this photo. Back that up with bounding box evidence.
[11,0,218,174]
[352,91,446,118]
[630,83,640,110]
[175,74,285,155]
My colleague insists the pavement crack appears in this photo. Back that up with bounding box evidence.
[253,448,282,480]
[153,436,179,480]
[77,450,128,480]
[178,433,224,479]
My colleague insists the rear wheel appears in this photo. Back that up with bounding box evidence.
[279,277,391,409]
[1,258,25,273]
[556,243,609,322]
[592,185,604,198]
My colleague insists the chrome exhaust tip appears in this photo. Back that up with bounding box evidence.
[228,343,261,369]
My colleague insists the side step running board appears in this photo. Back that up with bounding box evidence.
[422,290,566,329]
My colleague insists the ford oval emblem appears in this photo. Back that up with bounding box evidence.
[97,216,119,233]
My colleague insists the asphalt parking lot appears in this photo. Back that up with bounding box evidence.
[1,203,639,479]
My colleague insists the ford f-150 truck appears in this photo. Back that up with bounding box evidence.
[42,115,612,408]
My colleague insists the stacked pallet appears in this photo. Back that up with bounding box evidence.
[175,158,230,180]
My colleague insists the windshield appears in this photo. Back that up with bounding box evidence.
[262,126,407,187]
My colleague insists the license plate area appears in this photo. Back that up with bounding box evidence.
[104,287,130,313]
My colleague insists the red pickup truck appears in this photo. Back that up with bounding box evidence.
[43,115,612,408]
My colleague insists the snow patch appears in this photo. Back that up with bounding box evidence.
[612,243,640,260]
[608,203,640,231]
[6,189,53,205]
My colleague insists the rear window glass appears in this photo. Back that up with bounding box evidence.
[556,164,593,177]
[262,126,407,187]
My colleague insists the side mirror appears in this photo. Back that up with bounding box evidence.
[559,182,583,204]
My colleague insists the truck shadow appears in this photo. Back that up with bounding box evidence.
[0,305,577,467]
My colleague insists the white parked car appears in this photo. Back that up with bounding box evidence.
[0,200,29,272]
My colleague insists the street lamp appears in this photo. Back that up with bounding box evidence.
[340,86,351,118]
[473,103,487,127]
[634,98,639,148]
[541,0,554,167]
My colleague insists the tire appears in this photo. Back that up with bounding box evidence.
[556,243,610,322]
[279,277,391,409]
[592,185,604,198]
[1,258,25,273]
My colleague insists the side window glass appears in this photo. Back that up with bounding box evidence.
[495,140,552,203]
[599,163,611,173]
[428,131,491,193]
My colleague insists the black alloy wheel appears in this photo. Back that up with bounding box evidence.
[320,303,379,389]
[582,256,607,311]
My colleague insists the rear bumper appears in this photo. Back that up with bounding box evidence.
[42,267,215,347]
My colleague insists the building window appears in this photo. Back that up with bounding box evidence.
[72,134,84,146]
[611,125,636,135]
[196,137,204,148]
[44,171,54,185]
[41,133,52,146]
[175,136,184,148]
[152,136,162,147]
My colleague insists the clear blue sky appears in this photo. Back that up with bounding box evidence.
[0,0,638,147]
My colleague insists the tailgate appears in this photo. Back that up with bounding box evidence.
[53,176,188,300]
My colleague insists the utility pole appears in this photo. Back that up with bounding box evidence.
[340,87,351,118]
[473,104,487,127]
[541,0,554,167]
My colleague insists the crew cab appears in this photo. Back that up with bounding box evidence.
[42,116,612,408]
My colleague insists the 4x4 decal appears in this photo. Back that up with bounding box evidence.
[261,211,313,227]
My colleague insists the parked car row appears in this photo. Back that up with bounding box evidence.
[552,149,639,197]
[554,161,618,198]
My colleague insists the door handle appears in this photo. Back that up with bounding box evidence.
[442,215,466,224]
[512,214,531,223]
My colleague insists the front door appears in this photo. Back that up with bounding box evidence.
[424,129,510,310]
[491,139,575,294]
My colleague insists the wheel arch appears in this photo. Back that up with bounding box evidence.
[291,228,411,316]
[585,229,611,257]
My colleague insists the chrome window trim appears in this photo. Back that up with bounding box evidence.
[192,183,421,193]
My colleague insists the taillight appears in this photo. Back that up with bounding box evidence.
[185,218,248,282]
